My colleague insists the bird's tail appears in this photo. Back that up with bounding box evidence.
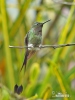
[27,50,35,59]
[20,50,36,72]
[20,50,29,72]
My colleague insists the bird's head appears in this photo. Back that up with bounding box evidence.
[32,20,51,28]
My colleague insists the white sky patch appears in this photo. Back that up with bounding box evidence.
[6,0,19,21]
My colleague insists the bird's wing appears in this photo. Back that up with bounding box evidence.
[20,34,29,71]
[25,33,28,45]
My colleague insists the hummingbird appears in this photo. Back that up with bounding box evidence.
[20,20,51,71]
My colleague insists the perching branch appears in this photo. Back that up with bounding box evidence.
[53,0,75,5]
[9,43,75,49]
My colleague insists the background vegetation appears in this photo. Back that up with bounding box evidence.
[0,0,75,100]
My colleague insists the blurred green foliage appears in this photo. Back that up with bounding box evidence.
[0,0,75,100]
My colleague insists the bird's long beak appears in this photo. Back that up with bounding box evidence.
[42,19,51,25]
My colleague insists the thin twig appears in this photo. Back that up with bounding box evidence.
[53,0,75,5]
[9,43,75,49]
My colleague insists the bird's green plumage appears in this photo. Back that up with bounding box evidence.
[21,20,51,71]
[28,27,42,46]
